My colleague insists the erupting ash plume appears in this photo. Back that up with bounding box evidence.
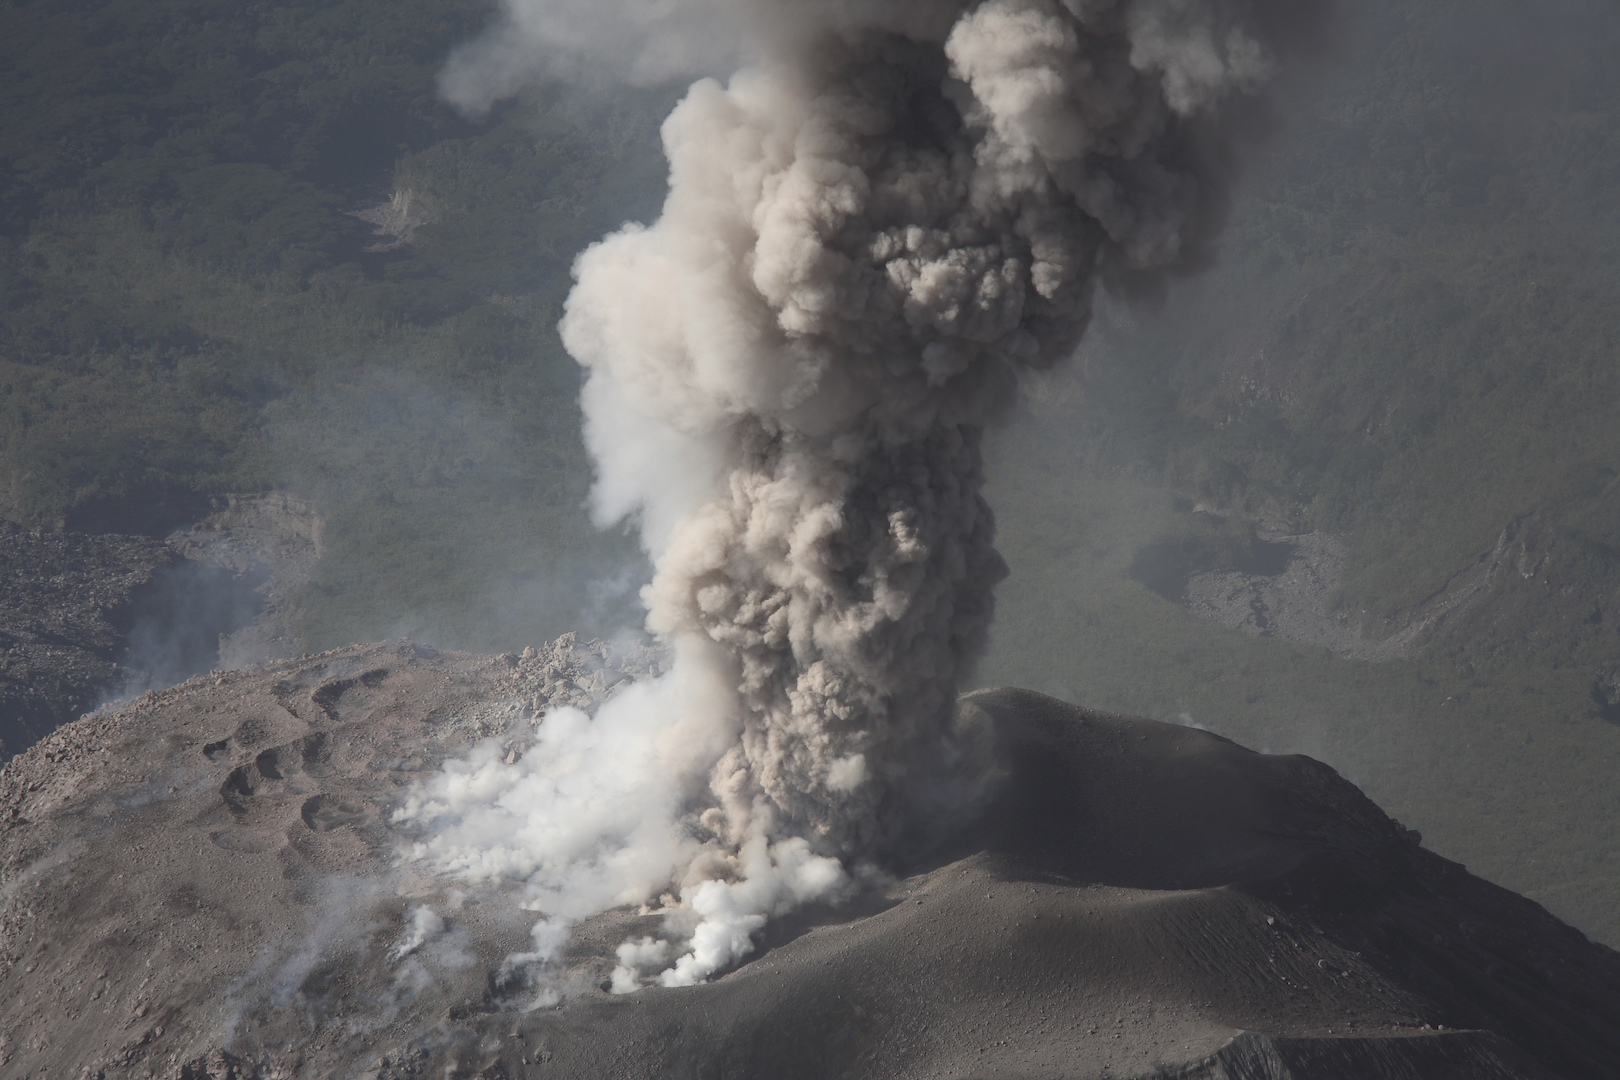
[404,0,1318,993]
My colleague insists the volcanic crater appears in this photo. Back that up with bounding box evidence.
[1,638,1616,1079]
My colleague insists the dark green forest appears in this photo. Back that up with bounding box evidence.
[2,0,1617,941]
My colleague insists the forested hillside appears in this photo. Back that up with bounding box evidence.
[1,0,1617,940]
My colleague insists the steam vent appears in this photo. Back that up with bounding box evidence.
[2,639,1616,1079]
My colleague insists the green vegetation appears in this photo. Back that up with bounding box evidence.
[0,0,1614,940]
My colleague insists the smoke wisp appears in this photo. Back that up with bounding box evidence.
[107,559,269,705]
[405,0,1315,994]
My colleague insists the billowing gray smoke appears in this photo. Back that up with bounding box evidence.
[405,0,1315,994]
[565,0,1279,850]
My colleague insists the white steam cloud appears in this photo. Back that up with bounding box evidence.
[405,0,1310,993]
[388,904,445,962]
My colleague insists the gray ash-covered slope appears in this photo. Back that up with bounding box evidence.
[1,645,1617,1080]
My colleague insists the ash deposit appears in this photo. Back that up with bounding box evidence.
[2,640,1618,1079]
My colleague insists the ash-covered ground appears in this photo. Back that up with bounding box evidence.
[1,639,1616,1080]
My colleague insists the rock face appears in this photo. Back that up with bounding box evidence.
[1,649,1617,1080]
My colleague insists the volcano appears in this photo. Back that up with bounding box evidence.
[1,639,1615,1079]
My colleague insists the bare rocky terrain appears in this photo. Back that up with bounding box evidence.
[0,494,321,764]
[1179,516,1578,663]
[1182,528,1371,657]
[0,523,173,762]
[1,645,1615,1080]
[162,493,323,672]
